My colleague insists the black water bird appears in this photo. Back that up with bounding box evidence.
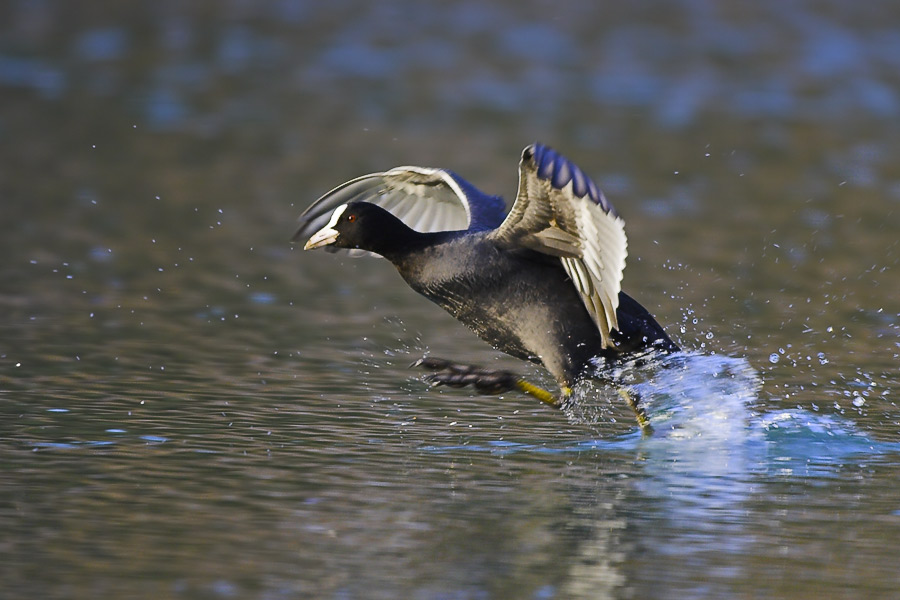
[295,144,678,424]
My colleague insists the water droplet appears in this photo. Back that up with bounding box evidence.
[769,353,780,364]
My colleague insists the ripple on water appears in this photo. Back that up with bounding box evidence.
[419,351,900,478]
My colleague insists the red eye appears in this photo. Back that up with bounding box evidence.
[347,214,356,222]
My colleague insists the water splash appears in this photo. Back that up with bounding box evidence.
[609,351,762,444]
[421,351,900,475]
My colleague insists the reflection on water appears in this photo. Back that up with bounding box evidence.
[406,351,900,599]
[4,0,900,598]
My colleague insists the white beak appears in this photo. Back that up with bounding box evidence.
[303,204,347,250]
[303,225,339,250]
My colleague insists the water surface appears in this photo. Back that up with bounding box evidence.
[3,2,900,598]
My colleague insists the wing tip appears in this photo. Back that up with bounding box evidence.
[521,143,617,216]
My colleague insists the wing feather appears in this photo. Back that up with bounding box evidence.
[294,167,506,257]
[491,144,627,348]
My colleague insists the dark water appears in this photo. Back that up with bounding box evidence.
[3,1,900,598]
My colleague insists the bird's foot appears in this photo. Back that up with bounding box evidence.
[618,388,653,436]
[411,357,559,407]
[411,357,519,394]
[411,357,653,434]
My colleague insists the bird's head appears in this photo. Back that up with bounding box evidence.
[302,202,409,255]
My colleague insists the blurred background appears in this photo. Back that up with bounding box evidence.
[3,1,900,598]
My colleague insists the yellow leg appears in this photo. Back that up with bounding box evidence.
[413,357,651,433]
[514,380,567,407]
[618,388,653,436]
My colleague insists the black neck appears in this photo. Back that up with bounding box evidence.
[357,208,449,261]
[374,228,452,263]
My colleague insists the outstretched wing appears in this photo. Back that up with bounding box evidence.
[293,166,507,256]
[490,144,627,348]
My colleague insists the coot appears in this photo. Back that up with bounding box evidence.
[295,144,678,416]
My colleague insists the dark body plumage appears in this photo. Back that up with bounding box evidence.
[297,144,678,395]
[395,231,676,387]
